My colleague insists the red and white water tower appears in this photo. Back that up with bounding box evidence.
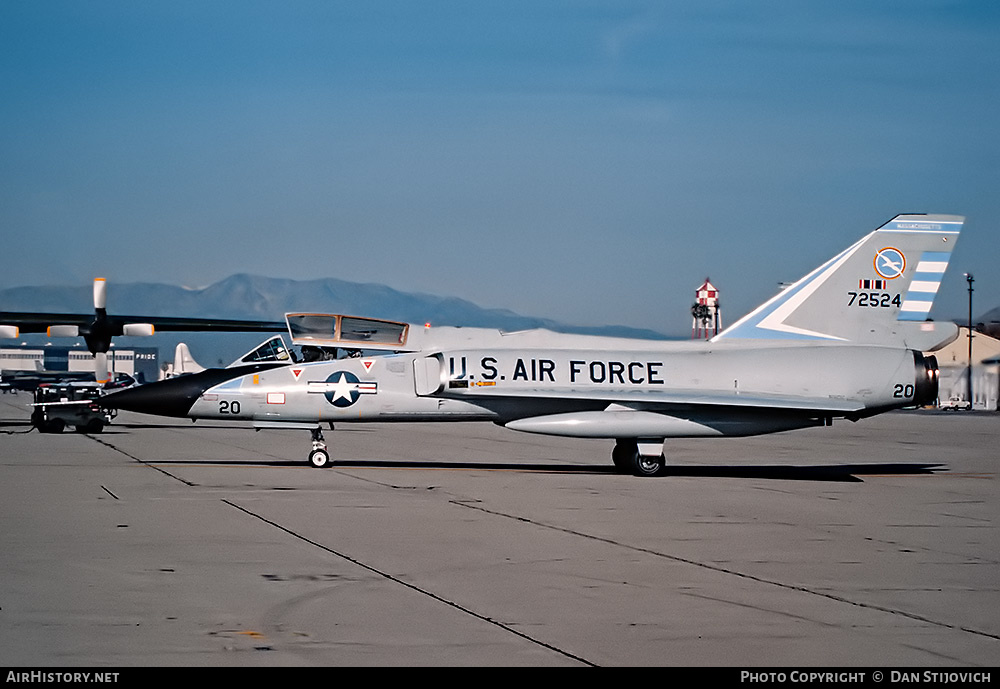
[691,278,721,339]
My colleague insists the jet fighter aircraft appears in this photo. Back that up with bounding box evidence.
[102,214,963,476]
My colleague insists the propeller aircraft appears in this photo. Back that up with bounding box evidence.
[0,278,285,383]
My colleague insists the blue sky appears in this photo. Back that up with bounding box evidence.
[1,1,997,334]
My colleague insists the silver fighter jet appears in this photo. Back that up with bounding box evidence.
[103,214,963,476]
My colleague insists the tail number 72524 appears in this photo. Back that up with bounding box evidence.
[848,292,902,308]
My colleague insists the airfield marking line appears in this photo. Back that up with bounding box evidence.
[452,500,1000,643]
[86,435,200,487]
[221,498,598,667]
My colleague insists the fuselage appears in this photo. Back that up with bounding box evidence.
[108,332,935,440]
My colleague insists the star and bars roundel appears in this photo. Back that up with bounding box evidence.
[308,371,378,408]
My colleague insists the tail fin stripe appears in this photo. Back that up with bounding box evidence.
[904,290,940,301]
[714,239,863,341]
[917,251,954,262]
[897,249,953,322]
[880,219,963,233]
[898,302,935,320]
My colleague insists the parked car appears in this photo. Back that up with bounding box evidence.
[940,396,972,411]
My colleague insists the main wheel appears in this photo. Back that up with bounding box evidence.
[633,452,666,477]
[308,448,331,468]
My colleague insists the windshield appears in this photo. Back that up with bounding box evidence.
[236,336,292,364]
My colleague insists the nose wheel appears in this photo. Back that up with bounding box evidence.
[308,426,332,468]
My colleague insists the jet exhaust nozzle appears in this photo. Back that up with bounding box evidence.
[913,352,939,407]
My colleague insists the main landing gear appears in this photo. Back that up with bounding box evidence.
[308,425,332,468]
[612,439,667,477]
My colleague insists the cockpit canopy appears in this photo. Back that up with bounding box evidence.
[228,315,415,368]
[285,313,412,350]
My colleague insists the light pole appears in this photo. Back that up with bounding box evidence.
[965,273,974,409]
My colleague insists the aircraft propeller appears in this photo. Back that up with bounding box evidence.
[35,278,157,383]
[0,278,286,384]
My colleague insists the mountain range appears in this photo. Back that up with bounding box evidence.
[0,274,670,367]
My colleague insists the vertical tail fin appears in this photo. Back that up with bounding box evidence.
[171,342,205,377]
[714,214,963,349]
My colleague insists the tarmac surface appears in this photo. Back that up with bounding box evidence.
[0,391,997,667]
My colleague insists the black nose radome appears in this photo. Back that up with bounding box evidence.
[102,364,287,418]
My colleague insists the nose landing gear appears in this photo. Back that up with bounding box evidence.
[308,425,332,468]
